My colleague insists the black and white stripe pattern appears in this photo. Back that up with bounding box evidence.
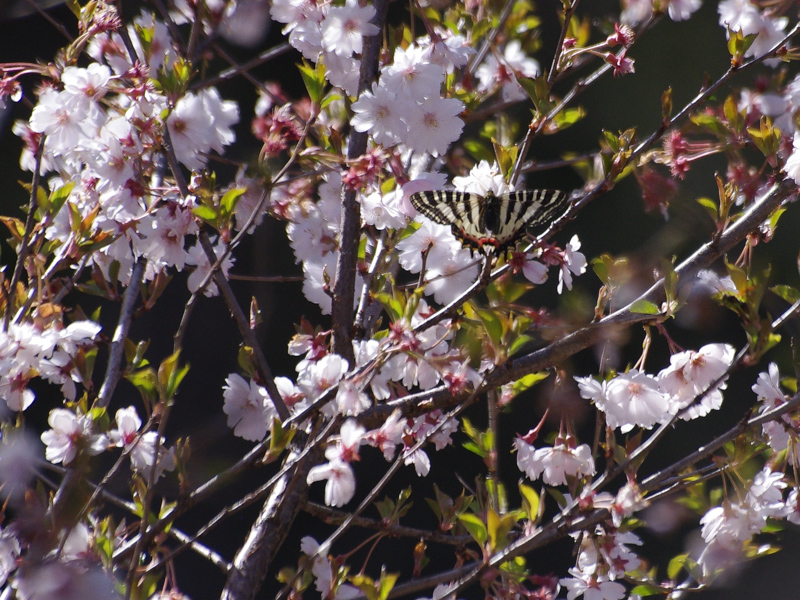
[410,189,569,256]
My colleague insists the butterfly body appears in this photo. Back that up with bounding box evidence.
[410,189,569,256]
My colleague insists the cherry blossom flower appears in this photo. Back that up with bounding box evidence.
[270,0,324,30]
[381,45,445,100]
[522,257,549,285]
[452,160,512,197]
[784,132,800,186]
[290,20,325,59]
[603,370,670,433]
[108,406,175,476]
[335,379,370,416]
[320,0,379,57]
[515,437,595,486]
[415,583,460,600]
[301,254,341,315]
[0,435,39,503]
[323,52,361,96]
[297,353,349,403]
[403,448,431,476]
[403,96,465,156]
[29,89,97,157]
[424,249,480,305]
[558,236,587,293]
[397,220,462,274]
[621,0,653,26]
[753,363,786,407]
[40,409,107,465]
[572,525,642,580]
[657,343,735,419]
[697,468,789,579]
[611,483,648,527]
[139,205,197,271]
[351,82,408,147]
[61,523,95,562]
[301,536,361,599]
[560,568,626,600]
[14,562,120,600]
[668,0,701,21]
[421,33,475,73]
[411,410,458,451]
[62,63,112,102]
[786,488,800,525]
[364,410,406,460]
[167,89,239,170]
[361,189,407,230]
[476,40,539,101]
[307,458,356,506]
[605,50,635,77]
[695,269,737,294]
[223,374,276,441]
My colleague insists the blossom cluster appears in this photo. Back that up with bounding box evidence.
[576,343,736,433]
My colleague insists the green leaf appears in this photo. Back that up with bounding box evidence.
[723,94,744,133]
[591,256,610,284]
[667,553,689,579]
[511,372,550,395]
[458,513,487,545]
[125,368,158,402]
[321,93,342,109]
[378,571,399,600]
[771,284,800,304]
[552,106,586,130]
[492,140,517,180]
[486,509,516,552]
[630,584,663,596]
[462,441,487,458]
[220,187,246,217]
[158,351,189,401]
[476,309,503,346]
[508,334,534,357]
[517,75,552,113]
[264,420,296,463]
[298,60,327,104]
[696,197,718,222]
[192,205,218,222]
[630,299,660,314]
[49,181,75,216]
[519,483,539,520]
[747,117,782,158]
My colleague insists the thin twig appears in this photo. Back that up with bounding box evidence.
[4,135,45,332]
[97,259,146,408]
[354,231,386,338]
[303,502,473,545]
[193,43,293,90]
[467,0,517,76]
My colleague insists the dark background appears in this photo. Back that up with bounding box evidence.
[1,0,800,597]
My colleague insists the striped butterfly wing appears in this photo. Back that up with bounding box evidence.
[410,190,488,253]
[493,189,570,238]
[410,189,569,255]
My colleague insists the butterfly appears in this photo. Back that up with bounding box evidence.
[409,189,570,256]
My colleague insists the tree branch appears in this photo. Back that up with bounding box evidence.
[331,0,390,363]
